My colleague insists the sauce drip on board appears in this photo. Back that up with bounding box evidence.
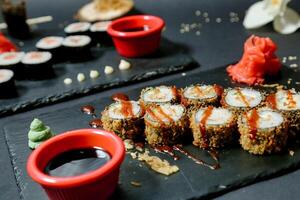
[247,109,259,140]
[266,94,277,109]
[89,118,103,128]
[81,105,96,118]
[152,145,180,160]
[111,93,129,101]
[236,88,250,107]
[199,106,213,148]
[173,145,220,170]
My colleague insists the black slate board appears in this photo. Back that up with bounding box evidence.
[0,37,195,117]
[4,65,300,200]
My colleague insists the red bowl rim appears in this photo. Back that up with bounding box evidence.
[107,15,165,38]
[27,129,125,188]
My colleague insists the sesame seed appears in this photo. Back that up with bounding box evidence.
[216,18,222,23]
[196,31,201,36]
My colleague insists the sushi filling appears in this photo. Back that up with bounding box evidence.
[252,109,284,129]
[225,88,262,108]
[142,86,177,104]
[36,36,64,49]
[275,89,300,111]
[194,108,232,125]
[62,35,91,47]
[64,22,91,34]
[146,104,185,124]
[108,101,142,119]
[90,21,112,32]
[0,52,24,66]
[0,69,14,83]
[183,85,217,100]
[22,52,52,64]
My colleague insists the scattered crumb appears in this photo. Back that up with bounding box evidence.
[288,56,297,61]
[205,18,210,23]
[18,41,24,47]
[104,66,114,74]
[77,73,85,82]
[287,78,292,85]
[138,151,179,176]
[135,146,143,152]
[203,12,209,17]
[195,10,201,16]
[296,82,300,85]
[195,31,201,36]
[181,72,186,76]
[124,139,134,150]
[219,185,227,189]
[216,18,222,23]
[130,181,142,187]
[138,163,143,167]
[289,150,295,156]
[64,78,72,85]
[130,152,138,159]
[90,70,100,79]
[119,59,131,70]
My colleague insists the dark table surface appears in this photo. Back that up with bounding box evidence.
[1,0,300,199]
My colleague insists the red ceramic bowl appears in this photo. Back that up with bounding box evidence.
[107,15,165,58]
[27,129,125,200]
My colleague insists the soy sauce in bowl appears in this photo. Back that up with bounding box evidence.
[121,25,150,32]
[44,147,111,177]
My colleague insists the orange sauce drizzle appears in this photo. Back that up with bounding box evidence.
[236,88,250,107]
[199,106,213,148]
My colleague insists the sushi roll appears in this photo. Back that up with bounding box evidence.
[62,35,92,61]
[266,89,300,134]
[0,69,17,98]
[144,103,189,145]
[180,84,223,110]
[238,108,288,155]
[140,86,179,108]
[190,106,236,149]
[101,100,144,140]
[36,36,64,62]
[221,87,264,114]
[0,52,24,79]
[64,22,91,36]
[21,51,54,80]
[90,21,112,46]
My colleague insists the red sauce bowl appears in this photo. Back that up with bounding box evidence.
[107,15,165,58]
[27,129,125,200]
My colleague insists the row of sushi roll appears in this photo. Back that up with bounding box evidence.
[101,85,300,155]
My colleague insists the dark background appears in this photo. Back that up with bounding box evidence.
[1,0,300,199]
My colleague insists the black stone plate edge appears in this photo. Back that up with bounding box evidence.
[187,161,300,200]
[0,59,198,118]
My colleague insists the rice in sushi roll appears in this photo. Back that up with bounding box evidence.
[90,21,112,46]
[101,100,144,140]
[190,106,236,149]
[0,52,24,79]
[144,103,189,145]
[36,36,64,62]
[180,84,223,110]
[0,69,16,98]
[140,86,179,108]
[64,22,91,36]
[238,108,288,155]
[266,89,300,134]
[221,87,264,114]
[21,51,54,80]
[62,35,92,61]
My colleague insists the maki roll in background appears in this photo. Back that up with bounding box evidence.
[62,35,92,61]
[140,85,179,108]
[90,21,112,46]
[64,22,91,36]
[144,103,189,145]
[238,108,288,155]
[36,36,64,62]
[21,51,54,80]
[0,52,24,79]
[0,69,17,98]
[190,106,236,149]
[180,84,223,111]
[266,89,300,134]
[221,87,264,114]
[101,100,144,140]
